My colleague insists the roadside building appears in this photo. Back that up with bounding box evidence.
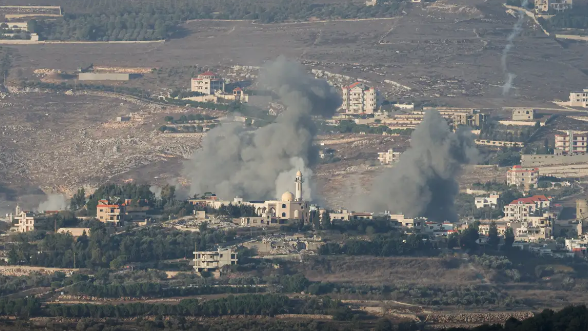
[190,71,225,95]
[507,165,539,189]
[341,82,381,115]
[474,193,500,209]
[96,199,125,226]
[378,149,401,165]
[554,130,588,154]
[193,248,237,272]
[569,89,588,108]
[512,109,535,121]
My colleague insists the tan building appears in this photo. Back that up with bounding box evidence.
[507,165,539,189]
[57,228,91,237]
[555,130,588,154]
[503,195,551,222]
[341,82,380,114]
[512,109,535,121]
[8,206,35,232]
[378,149,401,165]
[96,199,124,226]
[190,71,224,95]
[535,0,572,13]
[193,248,237,272]
[569,89,588,108]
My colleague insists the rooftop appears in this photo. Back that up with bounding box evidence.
[510,195,550,205]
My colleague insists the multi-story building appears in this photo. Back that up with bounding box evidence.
[341,82,381,115]
[512,109,535,121]
[190,71,225,95]
[507,165,539,189]
[96,199,125,226]
[535,0,572,13]
[474,193,500,209]
[503,195,551,222]
[569,89,588,108]
[378,149,401,165]
[555,130,588,154]
[8,206,35,232]
[453,112,487,128]
[193,248,237,272]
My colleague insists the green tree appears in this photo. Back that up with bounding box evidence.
[459,224,479,251]
[321,210,331,229]
[27,19,38,33]
[488,221,499,249]
[504,227,515,250]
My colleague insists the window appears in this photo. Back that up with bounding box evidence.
[219,254,223,258]
[282,212,286,217]
[282,204,286,208]
[231,254,236,259]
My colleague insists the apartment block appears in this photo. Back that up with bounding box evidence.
[190,71,225,95]
[555,130,588,154]
[96,199,124,226]
[378,149,401,165]
[453,112,487,128]
[503,195,551,222]
[507,165,539,189]
[569,89,588,108]
[341,82,381,114]
[193,248,237,272]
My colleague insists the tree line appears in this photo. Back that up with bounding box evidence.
[68,282,264,298]
[318,233,437,257]
[30,0,407,41]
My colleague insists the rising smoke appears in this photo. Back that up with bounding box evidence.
[183,56,341,200]
[356,110,478,222]
[37,194,68,212]
[501,0,529,96]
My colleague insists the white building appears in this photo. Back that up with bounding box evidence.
[193,248,237,272]
[475,193,500,209]
[378,149,401,165]
[555,130,588,154]
[8,206,35,233]
[341,82,381,115]
[507,165,539,189]
[503,195,551,222]
[569,89,588,108]
[191,71,225,95]
[535,0,572,13]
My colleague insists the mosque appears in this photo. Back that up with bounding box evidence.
[190,171,310,223]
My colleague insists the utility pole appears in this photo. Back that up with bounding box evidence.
[73,251,76,269]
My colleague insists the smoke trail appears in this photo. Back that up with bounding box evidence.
[501,0,528,96]
[356,110,478,222]
[183,57,341,200]
[37,194,67,212]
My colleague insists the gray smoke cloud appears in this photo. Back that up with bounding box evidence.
[501,0,528,96]
[150,185,162,199]
[37,194,67,212]
[184,56,341,200]
[357,110,478,222]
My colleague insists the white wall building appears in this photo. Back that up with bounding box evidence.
[193,248,237,272]
[378,149,401,165]
[341,82,381,114]
[475,193,500,209]
[8,206,35,233]
[569,89,588,108]
[507,165,539,189]
[191,71,225,95]
[555,130,588,154]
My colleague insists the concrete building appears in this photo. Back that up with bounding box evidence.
[378,149,401,165]
[190,71,224,95]
[193,248,237,272]
[8,206,35,232]
[535,0,572,13]
[238,215,277,227]
[341,82,381,115]
[453,112,487,128]
[569,89,588,108]
[521,153,588,167]
[330,209,351,221]
[503,195,551,222]
[78,73,131,81]
[96,199,124,226]
[475,193,500,209]
[507,165,539,189]
[555,130,588,154]
[512,109,535,121]
[57,228,91,237]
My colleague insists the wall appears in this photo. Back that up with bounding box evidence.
[79,73,130,81]
[521,153,588,167]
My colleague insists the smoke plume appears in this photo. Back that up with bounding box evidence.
[501,0,528,96]
[184,56,341,200]
[150,185,162,199]
[37,194,67,212]
[357,110,478,222]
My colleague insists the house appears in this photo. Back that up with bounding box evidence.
[475,193,500,209]
[8,206,35,233]
[190,72,224,95]
[193,248,237,272]
[555,130,588,154]
[378,149,401,165]
[96,199,125,226]
[512,109,535,121]
[507,165,539,189]
[341,82,381,115]
[569,89,588,108]
[503,195,551,222]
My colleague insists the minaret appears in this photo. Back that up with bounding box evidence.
[295,170,303,201]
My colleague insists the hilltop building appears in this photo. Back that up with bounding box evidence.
[535,0,572,13]
[569,89,588,108]
[96,199,125,226]
[475,193,500,209]
[512,109,535,121]
[555,130,588,154]
[8,206,35,233]
[341,82,381,114]
[191,71,225,95]
[503,195,551,222]
[193,248,237,272]
[507,165,539,190]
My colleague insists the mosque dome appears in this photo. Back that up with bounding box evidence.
[281,191,294,202]
[296,170,302,177]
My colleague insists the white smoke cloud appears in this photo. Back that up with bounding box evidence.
[37,194,67,212]
[501,0,529,96]
[274,157,314,201]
